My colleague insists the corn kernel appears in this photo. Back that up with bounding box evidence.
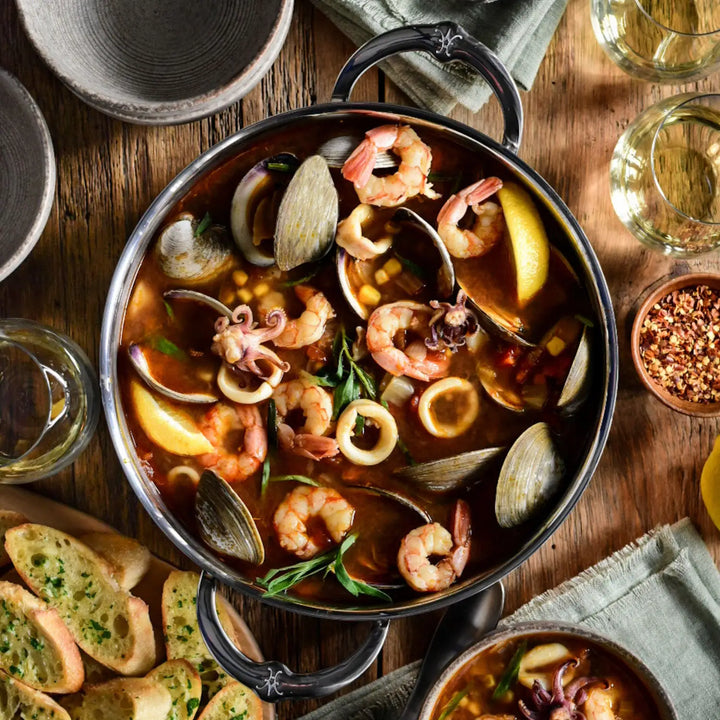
[238,288,253,304]
[253,282,270,298]
[383,257,403,277]
[358,284,382,306]
[220,287,237,306]
[546,336,566,356]
[232,269,249,287]
[374,268,391,285]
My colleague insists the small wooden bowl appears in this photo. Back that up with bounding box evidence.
[631,272,720,417]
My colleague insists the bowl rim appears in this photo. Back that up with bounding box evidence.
[99,101,619,619]
[630,272,720,417]
[15,0,294,125]
[0,69,56,282]
[418,620,678,720]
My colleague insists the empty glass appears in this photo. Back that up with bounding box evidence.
[591,0,720,82]
[0,319,99,483]
[610,93,720,255]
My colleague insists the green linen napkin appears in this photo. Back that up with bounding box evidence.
[299,519,720,719]
[310,0,569,115]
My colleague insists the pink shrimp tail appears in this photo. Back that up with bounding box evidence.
[342,139,377,187]
[294,434,340,460]
[465,176,503,204]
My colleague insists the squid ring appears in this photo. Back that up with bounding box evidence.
[336,399,398,466]
[216,363,283,404]
[418,377,479,438]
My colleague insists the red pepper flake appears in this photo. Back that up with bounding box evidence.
[639,284,720,403]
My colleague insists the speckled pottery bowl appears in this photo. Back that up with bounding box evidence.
[0,69,55,282]
[16,0,294,124]
[419,622,677,720]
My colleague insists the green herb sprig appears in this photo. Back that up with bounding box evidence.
[149,336,185,359]
[437,688,468,720]
[257,533,391,602]
[491,640,527,700]
[194,212,212,237]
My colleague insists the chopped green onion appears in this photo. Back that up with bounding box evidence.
[491,640,527,700]
[574,314,595,328]
[394,252,429,282]
[282,265,321,287]
[437,688,468,720]
[149,336,185,359]
[397,437,415,466]
[267,399,277,450]
[260,457,271,497]
[268,474,319,487]
[163,300,175,320]
[194,212,212,237]
[427,172,457,183]
[355,413,365,435]
[266,161,293,172]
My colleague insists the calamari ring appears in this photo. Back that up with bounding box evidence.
[336,399,398,466]
[418,377,480,438]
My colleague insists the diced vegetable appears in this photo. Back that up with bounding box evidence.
[382,257,403,278]
[380,376,415,407]
[253,282,270,298]
[358,284,382,306]
[232,270,249,287]
[374,268,391,285]
[238,288,253,304]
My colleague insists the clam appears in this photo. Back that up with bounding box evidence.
[230,153,299,267]
[462,294,535,348]
[163,289,232,318]
[195,469,265,564]
[495,422,564,528]
[557,326,591,412]
[344,484,431,523]
[155,212,232,283]
[318,135,397,170]
[128,343,218,404]
[274,155,338,271]
[394,447,506,493]
[476,363,525,413]
[336,207,456,320]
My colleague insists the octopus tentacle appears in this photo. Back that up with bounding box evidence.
[255,308,287,342]
[519,700,543,720]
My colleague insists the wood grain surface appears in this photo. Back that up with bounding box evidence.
[1,0,719,717]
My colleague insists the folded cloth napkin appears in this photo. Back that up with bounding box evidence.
[299,519,720,719]
[310,0,568,115]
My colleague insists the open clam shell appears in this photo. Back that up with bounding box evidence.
[128,344,218,404]
[318,135,397,170]
[163,289,233,318]
[155,212,232,283]
[345,484,431,523]
[230,153,299,267]
[195,469,265,565]
[558,326,591,412]
[394,447,506,493]
[274,155,338,271]
[461,291,535,348]
[495,422,564,528]
[476,363,525,413]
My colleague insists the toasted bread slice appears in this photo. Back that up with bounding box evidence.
[81,650,117,684]
[162,570,238,701]
[0,668,71,719]
[196,681,262,720]
[61,677,172,720]
[0,580,84,693]
[0,511,27,566]
[79,532,151,591]
[5,523,156,675]
[147,659,202,720]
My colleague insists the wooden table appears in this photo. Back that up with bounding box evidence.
[2,0,719,717]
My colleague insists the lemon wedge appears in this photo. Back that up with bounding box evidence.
[701,435,720,530]
[130,379,213,456]
[497,182,550,307]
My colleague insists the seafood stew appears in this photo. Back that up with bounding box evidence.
[118,115,603,605]
[430,632,662,720]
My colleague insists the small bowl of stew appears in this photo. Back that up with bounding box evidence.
[420,622,676,720]
[631,273,720,417]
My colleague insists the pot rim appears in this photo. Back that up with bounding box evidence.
[418,620,677,720]
[99,100,619,620]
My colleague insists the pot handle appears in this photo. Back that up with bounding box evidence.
[331,22,523,154]
[196,571,390,702]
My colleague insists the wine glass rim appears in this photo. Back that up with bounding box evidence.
[634,0,720,37]
[0,337,53,465]
[651,92,720,227]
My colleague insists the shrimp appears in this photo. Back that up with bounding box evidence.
[198,402,267,482]
[342,125,440,207]
[273,378,339,460]
[397,499,471,592]
[436,177,505,258]
[366,301,450,382]
[336,204,395,260]
[273,285,335,349]
[583,688,617,720]
[273,485,355,559]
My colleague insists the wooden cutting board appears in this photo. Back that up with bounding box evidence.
[0,485,275,720]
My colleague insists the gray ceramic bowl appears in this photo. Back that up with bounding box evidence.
[419,621,677,720]
[0,70,55,282]
[16,0,294,125]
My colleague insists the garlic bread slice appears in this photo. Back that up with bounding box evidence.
[61,677,171,720]
[147,658,202,720]
[196,681,262,720]
[0,668,71,719]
